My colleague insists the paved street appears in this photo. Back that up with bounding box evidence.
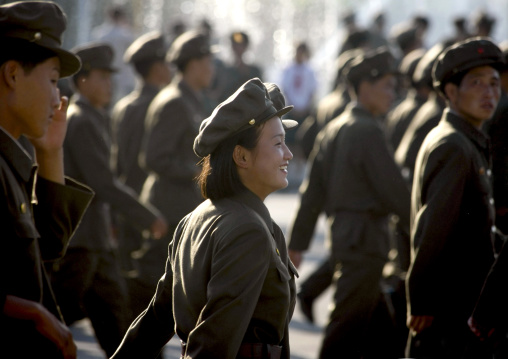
[71,188,332,359]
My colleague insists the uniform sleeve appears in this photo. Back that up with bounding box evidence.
[287,130,328,251]
[111,266,176,359]
[143,100,199,181]
[65,116,161,230]
[111,220,183,359]
[361,124,411,228]
[184,223,272,359]
[407,141,468,315]
[34,177,94,260]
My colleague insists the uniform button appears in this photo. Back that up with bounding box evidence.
[492,226,497,233]
[20,203,26,214]
[487,169,492,177]
[490,198,495,205]
[276,248,280,256]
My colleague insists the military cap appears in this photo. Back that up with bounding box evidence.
[334,48,363,84]
[344,47,398,87]
[342,29,370,50]
[392,24,419,52]
[412,42,446,89]
[194,78,297,158]
[72,42,116,73]
[497,40,508,70]
[124,31,166,64]
[0,1,80,77]
[399,48,426,80]
[433,37,504,95]
[166,30,213,67]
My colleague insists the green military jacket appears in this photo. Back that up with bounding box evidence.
[112,190,297,359]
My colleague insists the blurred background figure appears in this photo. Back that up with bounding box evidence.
[110,31,172,320]
[385,48,427,151]
[217,31,263,102]
[92,4,136,104]
[368,11,389,49]
[135,31,215,313]
[338,10,360,55]
[395,42,447,185]
[471,10,496,37]
[51,42,167,358]
[281,41,318,186]
[391,22,424,59]
[167,18,187,46]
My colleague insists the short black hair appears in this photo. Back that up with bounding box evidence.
[198,124,262,200]
[133,59,160,78]
[0,38,57,75]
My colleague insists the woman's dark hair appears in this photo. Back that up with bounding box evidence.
[197,124,262,200]
[0,38,57,75]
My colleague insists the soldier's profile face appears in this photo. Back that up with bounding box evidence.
[80,69,113,108]
[14,56,61,139]
[363,73,397,116]
[453,65,500,127]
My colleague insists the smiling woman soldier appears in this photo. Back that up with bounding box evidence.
[112,78,299,359]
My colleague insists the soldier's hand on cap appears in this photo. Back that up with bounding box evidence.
[289,249,303,269]
[30,93,68,154]
[30,94,69,184]
[150,216,168,240]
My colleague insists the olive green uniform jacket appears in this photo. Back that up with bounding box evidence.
[140,76,204,228]
[112,83,160,194]
[112,190,298,359]
[288,103,410,260]
[0,128,93,357]
[407,109,496,320]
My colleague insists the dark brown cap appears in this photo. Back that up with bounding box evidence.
[344,47,398,87]
[392,24,419,52]
[194,78,297,158]
[399,48,426,79]
[124,31,166,64]
[166,30,213,68]
[412,42,446,88]
[335,48,363,81]
[0,1,80,77]
[432,37,505,94]
[72,42,116,73]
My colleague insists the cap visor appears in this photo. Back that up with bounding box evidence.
[52,48,82,78]
[273,105,298,129]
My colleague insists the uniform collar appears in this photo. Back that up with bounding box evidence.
[443,108,490,150]
[233,190,274,235]
[71,94,109,118]
[349,102,384,122]
[176,76,204,108]
[137,83,160,98]
[0,127,36,183]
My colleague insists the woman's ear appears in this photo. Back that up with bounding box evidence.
[233,145,249,169]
